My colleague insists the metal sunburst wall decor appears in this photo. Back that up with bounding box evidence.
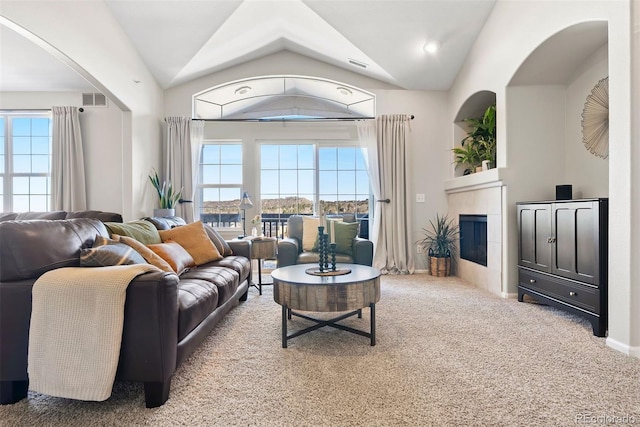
[581,76,609,159]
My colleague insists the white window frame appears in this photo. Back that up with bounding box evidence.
[259,140,369,217]
[196,140,243,231]
[0,111,52,213]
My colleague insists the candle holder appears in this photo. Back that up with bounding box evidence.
[330,243,337,271]
[318,226,326,272]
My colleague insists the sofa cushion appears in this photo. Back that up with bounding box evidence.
[203,224,233,256]
[298,251,353,265]
[15,211,67,220]
[0,218,109,281]
[0,212,18,221]
[65,210,123,223]
[179,265,239,307]
[114,235,174,273]
[158,221,222,265]
[176,277,219,341]
[211,256,251,284]
[105,220,162,244]
[147,242,195,275]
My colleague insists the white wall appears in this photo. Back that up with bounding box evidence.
[565,44,609,198]
[1,1,165,220]
[448,0,635,355]
[164,51,451,271]
[0,92,125,214]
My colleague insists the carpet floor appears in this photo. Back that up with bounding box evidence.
[2,274,639,426]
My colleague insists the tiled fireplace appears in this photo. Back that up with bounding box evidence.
[445,171,504,297]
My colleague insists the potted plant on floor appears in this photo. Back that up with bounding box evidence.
[453,104,496,174]
[419,213,459,277]
[149,169,182,217]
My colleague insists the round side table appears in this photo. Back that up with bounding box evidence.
[250,237,277,295]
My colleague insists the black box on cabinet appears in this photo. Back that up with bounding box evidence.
[556,185,572,200]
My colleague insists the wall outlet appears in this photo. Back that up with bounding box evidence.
[416,245,423,254]
[416,193,425,203]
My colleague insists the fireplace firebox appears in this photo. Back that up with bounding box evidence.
[459,215,487,266]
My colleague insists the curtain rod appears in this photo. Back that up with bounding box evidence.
[191,114,414,122]
[0,108,84,112]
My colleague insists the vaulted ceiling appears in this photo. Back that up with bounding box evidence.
[0,0,497,93]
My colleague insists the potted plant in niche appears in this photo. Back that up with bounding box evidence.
[149,169,182,217]
[453,104,496,174]
[419,213,459,277]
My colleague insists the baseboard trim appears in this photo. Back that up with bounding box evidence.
[606,337,640,358]
[501,292,518,299]
[414,269,429,274]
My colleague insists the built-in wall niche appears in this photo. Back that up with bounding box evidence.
[452,90,497,177]
[459,214,487,266]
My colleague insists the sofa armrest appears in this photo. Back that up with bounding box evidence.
[277,238,300,268]
[227,239,250,259]
[352,237,374,266]
[0,281,33,386]
[117,270,179,383]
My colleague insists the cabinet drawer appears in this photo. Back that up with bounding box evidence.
[519,267,600,314]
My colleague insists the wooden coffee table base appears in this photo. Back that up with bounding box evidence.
[272,263,381,348]
[281,303,376,348]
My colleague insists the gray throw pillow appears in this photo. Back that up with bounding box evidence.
[80,243,146,267]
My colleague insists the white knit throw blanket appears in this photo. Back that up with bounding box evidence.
[28,264,157,401]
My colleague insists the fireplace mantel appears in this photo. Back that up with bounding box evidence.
[445,171,505,297]
[444,167,505,194]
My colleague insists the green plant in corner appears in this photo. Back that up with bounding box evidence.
[452,143,482,174]
[149,169,182,209]
[419,213,459,277]
[419,213,459,258]
[454,104,497,172]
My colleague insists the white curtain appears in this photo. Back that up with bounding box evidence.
[51,106,87,211]
[358,114,414,274]
[190,120,205,221]
[357,120,383,266]
[165,117,201,223]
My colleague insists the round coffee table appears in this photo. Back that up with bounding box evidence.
[271,263,381,348]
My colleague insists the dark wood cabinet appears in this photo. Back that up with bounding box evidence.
[517,199,608,336]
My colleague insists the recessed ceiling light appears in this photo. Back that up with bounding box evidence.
[423,41,441,55]
[235,86,251,95]
[336,86,352,96]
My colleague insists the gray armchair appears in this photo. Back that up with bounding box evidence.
[277,214,373,268]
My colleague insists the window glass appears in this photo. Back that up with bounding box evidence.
[197,142,243,228]
[1,113,51,212]
[318,146,368,215]
[259,143,369,225]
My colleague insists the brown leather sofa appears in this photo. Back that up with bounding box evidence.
[0,216,250,408]
[0,210,123,222]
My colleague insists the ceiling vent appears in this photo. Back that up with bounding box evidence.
[82,93,107,107]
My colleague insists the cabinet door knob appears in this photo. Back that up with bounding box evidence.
[530,279,536,283]
[569,291,577,297]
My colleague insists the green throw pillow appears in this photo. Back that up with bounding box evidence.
[104,220,162,244]
[325,221,359,256]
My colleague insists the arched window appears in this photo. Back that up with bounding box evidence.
[193,75,375,121]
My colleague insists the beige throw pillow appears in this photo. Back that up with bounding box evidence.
[301,216,320,251]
